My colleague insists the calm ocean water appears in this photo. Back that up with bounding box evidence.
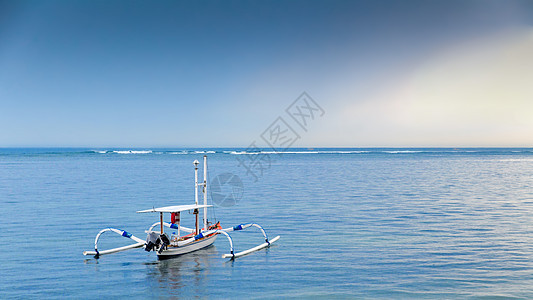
[1,148,532,299]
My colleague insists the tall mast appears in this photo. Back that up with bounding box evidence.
[203,155,208,230]
[160,212,163,234]
[193,159,199,235]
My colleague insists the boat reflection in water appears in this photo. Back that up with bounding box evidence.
[145,245,219,297]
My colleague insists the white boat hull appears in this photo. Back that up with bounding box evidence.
[158,234,217,259]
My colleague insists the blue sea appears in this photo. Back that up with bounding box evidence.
[1,148,532,299]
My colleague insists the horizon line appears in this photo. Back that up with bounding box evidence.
[1,146,532,149]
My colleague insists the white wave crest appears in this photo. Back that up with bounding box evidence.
[112,150,153,154]
[311,151,369,154]
[229,151,259,155]
[383,150,423,154]
[261,151,319,154]
[228,150,370,155]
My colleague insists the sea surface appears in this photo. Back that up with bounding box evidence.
[1,148,532,299]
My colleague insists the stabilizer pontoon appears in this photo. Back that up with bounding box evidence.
[222,235,280,259]
[219,223,280,259]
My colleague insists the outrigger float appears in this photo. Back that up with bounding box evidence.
[83,156,280,260]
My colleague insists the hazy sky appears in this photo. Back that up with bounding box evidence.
[1,0,532,147]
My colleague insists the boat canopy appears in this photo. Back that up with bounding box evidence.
[137,204,212,213]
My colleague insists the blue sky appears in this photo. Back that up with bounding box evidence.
[1,0,532,147]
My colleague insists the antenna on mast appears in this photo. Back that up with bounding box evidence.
[193,160,199,205]
[203,155,208,231]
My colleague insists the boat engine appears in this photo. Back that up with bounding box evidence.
[145,231,170,253]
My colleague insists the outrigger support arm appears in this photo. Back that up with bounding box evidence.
[187,229,235,257]
[147,222,195,233]
[222,223,270,243]
[83,228,145,258]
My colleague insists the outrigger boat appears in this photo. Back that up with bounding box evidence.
[83,156,280,260]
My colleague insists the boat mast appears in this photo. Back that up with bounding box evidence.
[193,159,200,235]
[160,212,163,234]
[177,212,180,238]
[203,155,208,230]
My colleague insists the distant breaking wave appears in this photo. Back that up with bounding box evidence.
[2,148,525,156]
[88,149,377,155]
[231,150,371,155]
[91,150,153,154]
[83,149,533,155]
[113,150,152,154]
[382,150,423,154]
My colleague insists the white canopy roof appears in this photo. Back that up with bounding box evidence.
[137,204,212,213]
